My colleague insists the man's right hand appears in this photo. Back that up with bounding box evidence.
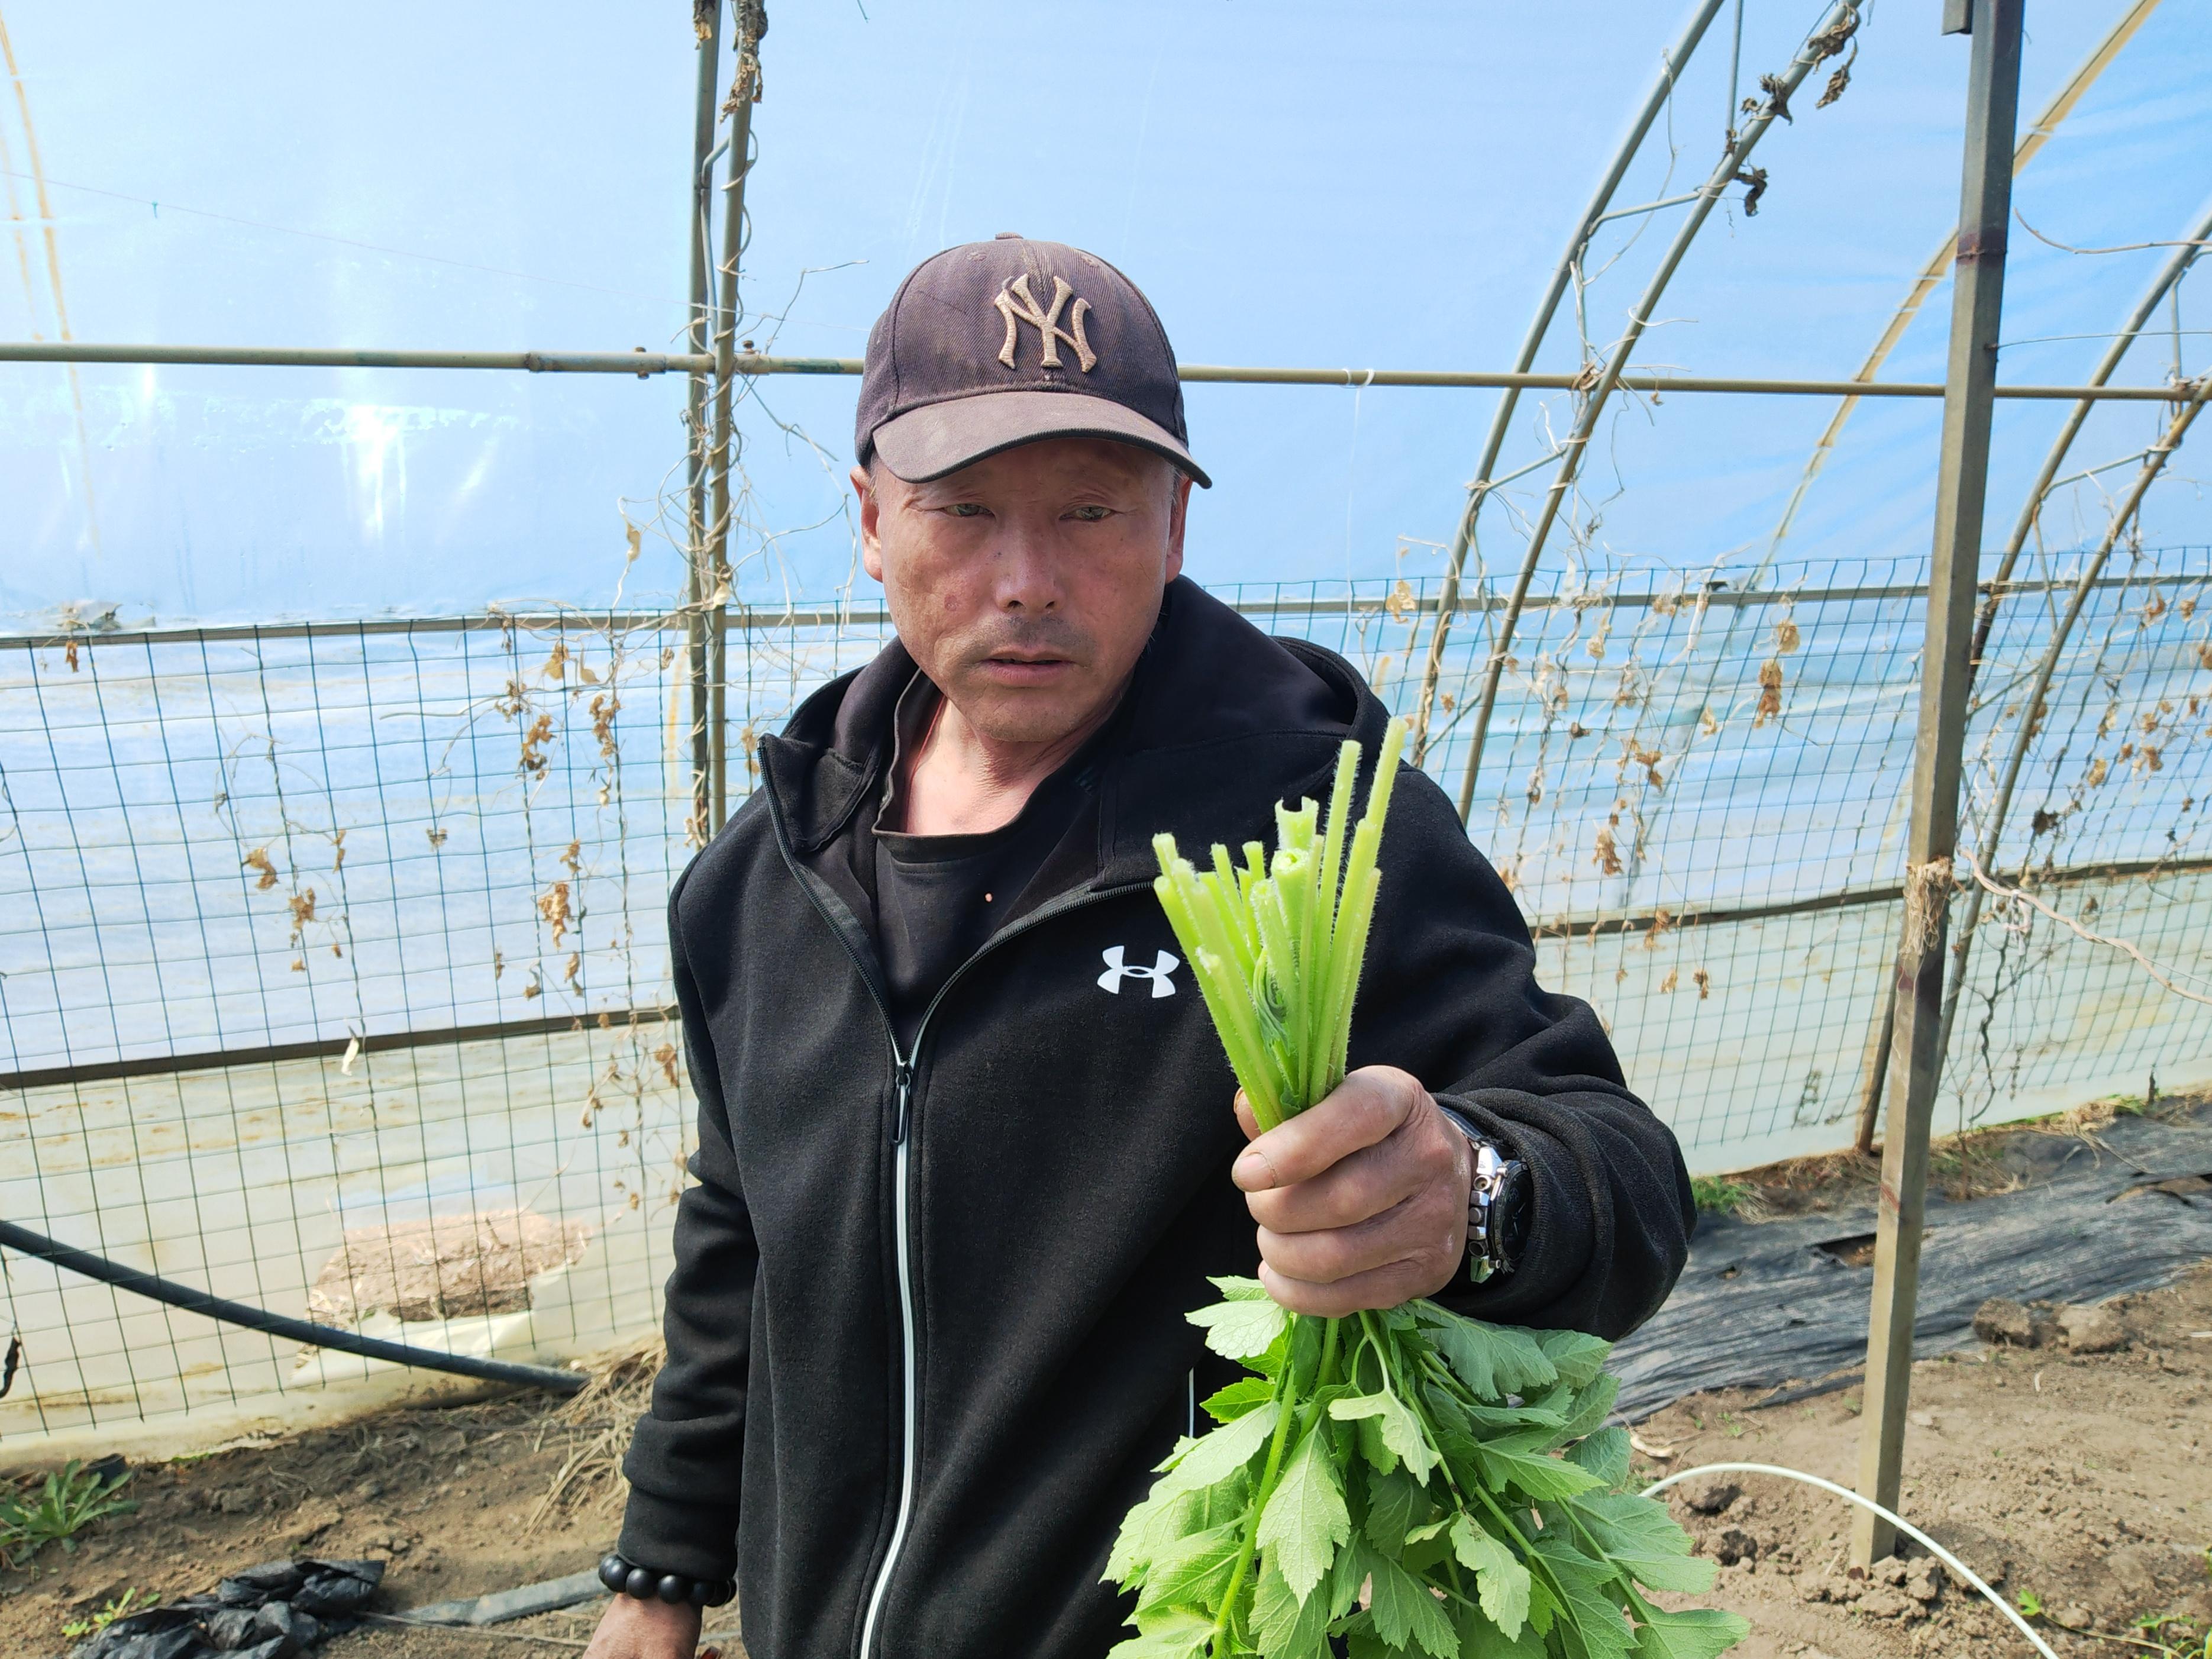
[582,1595,704,1658]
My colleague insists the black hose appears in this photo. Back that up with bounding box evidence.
[0,1218,586,1396]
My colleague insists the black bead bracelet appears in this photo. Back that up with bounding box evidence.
[598,1552,735,1608]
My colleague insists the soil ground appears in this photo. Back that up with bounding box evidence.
[4,1103,2208,1659]
[1640,1259,2212,1658]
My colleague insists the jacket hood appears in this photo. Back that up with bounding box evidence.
[757,576,1393,885]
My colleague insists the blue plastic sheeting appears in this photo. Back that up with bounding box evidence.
[2,3,2211,628]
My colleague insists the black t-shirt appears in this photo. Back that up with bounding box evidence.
[864,673,1113,1048]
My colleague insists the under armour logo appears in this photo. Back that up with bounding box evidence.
[993,273,1098,373]
[1097,945,1179,998]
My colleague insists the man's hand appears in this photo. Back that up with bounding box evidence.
[582,1595,703,1659]
[1232,1066,1471,1316]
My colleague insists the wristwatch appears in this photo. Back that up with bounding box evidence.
[1446,1118,1530,1284]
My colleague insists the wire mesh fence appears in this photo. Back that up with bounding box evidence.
[3,553,2208,1442]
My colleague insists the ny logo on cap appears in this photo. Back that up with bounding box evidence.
[1097,945,1178,998]
[993,273,1097,373]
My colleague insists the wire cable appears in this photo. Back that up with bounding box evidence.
[0,1218,586,1396]
[1640,1461,2058,1659]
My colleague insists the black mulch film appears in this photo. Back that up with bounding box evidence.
[64,1557,384,1659]
[1610,1102,2212,1420]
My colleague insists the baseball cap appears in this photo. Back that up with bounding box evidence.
[854,234,1210,488]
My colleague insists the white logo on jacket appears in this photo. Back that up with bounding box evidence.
[1097,945,1179,998]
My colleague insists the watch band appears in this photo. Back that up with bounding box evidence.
[1439,1108,1528,1285]
[1465,1140,1527,1283]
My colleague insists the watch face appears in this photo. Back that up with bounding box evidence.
[1493,1165,1532,1263]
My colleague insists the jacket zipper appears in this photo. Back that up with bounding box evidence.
[761,785,1145,1659]
[861,1058,918,1659]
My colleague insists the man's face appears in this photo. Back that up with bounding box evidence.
[854,438,1191,746]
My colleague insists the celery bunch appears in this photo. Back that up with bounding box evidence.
[1109,722,1744,1659]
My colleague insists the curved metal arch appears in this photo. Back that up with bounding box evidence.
[1968,193,2212,667]
[1442,0,1865,824]
[1759,0,2166,572]
[1934,376,2210,1085]
[1936,387,2212,1087]
[1407,0,1730,769]
[1851,195,2211,1150]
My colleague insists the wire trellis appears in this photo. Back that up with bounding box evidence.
[2,555,2208,1441]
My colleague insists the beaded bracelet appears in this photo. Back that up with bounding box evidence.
[598,1551,737,1608]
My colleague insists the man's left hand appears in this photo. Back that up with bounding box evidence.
[1231,1066,1471,1316]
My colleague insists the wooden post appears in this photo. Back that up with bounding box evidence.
[1852,0,2022,1567]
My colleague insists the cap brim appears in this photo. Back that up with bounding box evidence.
[870,389,1212,489]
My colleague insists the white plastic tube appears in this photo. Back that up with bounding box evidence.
[1639,1461,2059,1659]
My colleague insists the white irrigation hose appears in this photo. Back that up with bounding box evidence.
[1640,1461,2059,1659]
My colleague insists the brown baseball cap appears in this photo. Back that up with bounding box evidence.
[854,235,1210,488]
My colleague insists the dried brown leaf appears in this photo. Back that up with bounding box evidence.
[539,880,573,945]
[1754,659,1785,727]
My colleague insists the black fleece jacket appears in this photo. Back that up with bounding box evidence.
[619,578,1695,1659]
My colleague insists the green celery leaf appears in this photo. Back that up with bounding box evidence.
[1531,1534,1637,1659]
[1568,1492,1717,1595]
[1365,1557,1457,1659]
[1413,1308,1557,1400]
[1289,1313,1325,1386]
[1449,1513,1532,1638]
[1568,1426,1632,1490]
[1453,1595,1547,1659]
[1109,1478,1236,1587]
[1402,1518,1449,1545]
[1134,1521,1245,1616]
[1538,1328,1614,1390]
[1194,1471,1252,1532]
[1475,1438,1606,1502]
[1556,1373,1622,1443]
[1330,1391,1437,1486]
[1251,1561,1335,1659]
[1105,1490,1165,1585]
[1106,1606,1216,1659]
[1354,1415,1396,1477]
[1257,1425,1351,1604]
[1457,1395,1568,1435]
[1155,1402,1278,1499]
[1362,1464,1419,1551]
[1328,1531,1383,1622]
[1209,1274,1271,1299]
[1190,1295,1291,1360]
[1526,1574,1558,1637]
[1632,1607,1752,1658]
[1203,1377,1275,1425]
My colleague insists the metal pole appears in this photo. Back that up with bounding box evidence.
[0,343,2190,402]
[706,3,763,834]
[1852,0,2022,1568]
[1407,0,1730,767]
[685,1,723,848]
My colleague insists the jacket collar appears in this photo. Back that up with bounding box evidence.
[757,577,1388,878]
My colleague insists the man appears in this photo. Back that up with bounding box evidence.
[585,237,1693,1659]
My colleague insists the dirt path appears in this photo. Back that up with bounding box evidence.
[4,1273,2207,1657]
[1645,1261,2212,1657]
[0,1349,660,1659]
